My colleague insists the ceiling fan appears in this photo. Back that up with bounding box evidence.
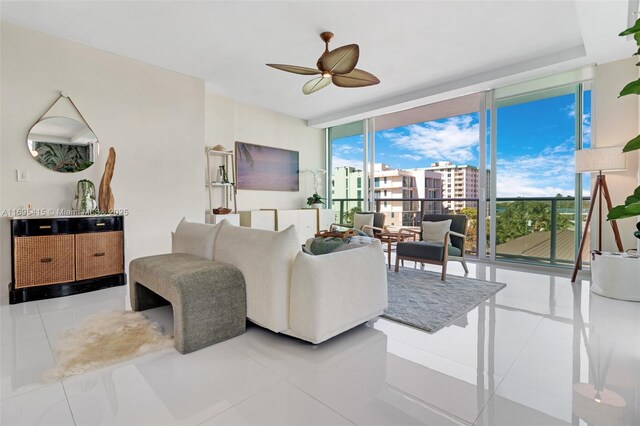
[267,31,380,95]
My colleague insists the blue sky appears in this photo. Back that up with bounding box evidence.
[332,91,591,197]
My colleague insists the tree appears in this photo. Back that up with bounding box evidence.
[343,206,362,225]
[458,207,478,254]
[494,200,571,245]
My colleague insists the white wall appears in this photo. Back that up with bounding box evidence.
[205,92,325,212]
[0,23,205,296]
[593,57,640,252]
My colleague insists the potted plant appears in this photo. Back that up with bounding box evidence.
[593,18,640,301]
[608,185,640,240]
[306,193,325,209]
[607,17,640,242]
[617,17,640,154]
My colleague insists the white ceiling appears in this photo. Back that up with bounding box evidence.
[1,1,636,127]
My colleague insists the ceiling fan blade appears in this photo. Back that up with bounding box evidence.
[332,68,380,88]
[302,77,331,95]
[317,44,359,74]
[266,64,322,75]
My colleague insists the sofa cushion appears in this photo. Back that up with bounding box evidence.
[214,223,300,333]
[422,219,452,246]
[171,217,226,261]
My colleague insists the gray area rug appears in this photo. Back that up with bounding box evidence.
[383,268,506,333]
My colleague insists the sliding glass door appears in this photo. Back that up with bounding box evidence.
[328,121,365,225]
[372,95,485,255]
[490,83,591,266]
[325,68,593,268]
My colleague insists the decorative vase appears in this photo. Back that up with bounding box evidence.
[218,165,229,184]
[311,203,323,209]
[72,179,97,214]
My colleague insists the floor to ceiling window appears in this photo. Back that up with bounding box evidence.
[491,82,592,266]
[326,68,593,268]
[372,94,484,254]
[328,121,365,225]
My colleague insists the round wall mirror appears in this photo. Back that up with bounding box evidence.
[27,116,99,173]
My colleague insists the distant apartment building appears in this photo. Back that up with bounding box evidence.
[331,166,364,207]
[331,164,443,227]
[374,164,419,227]
[415,161,481,211]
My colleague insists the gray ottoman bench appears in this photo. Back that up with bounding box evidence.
[129,253,246,354]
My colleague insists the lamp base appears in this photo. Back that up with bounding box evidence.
[573,382,625,408]
[571,174,624,282]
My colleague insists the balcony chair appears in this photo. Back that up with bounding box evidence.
[395,214,468,281]
[330,211,385,237]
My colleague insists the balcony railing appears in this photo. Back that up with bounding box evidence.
[331,196,590,268]
[494,196,590,267]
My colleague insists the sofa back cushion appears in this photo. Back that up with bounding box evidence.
[214,223,300,332]
[171,217,226,260]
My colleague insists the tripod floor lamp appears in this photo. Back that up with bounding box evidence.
[572,146,627,282]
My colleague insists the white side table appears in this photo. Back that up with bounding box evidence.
[591,252,640,301]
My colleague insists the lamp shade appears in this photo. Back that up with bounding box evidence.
[574,146,627,173]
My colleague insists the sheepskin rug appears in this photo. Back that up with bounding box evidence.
[45,310,174,380]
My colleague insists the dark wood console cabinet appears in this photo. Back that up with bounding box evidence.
[9,215,126,304]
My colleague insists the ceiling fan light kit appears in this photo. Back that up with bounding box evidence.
[267,31,380,95]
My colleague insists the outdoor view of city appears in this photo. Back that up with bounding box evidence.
[329,88,592,267]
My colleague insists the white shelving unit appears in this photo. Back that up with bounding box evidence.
[205,148,238,224]
[239,208,337,244]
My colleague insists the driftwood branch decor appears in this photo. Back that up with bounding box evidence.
[99,147,116,213]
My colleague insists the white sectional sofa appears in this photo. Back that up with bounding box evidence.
[173,218,388,344]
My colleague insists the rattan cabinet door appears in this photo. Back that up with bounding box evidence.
[14,235,75,288]
[75,231,124,280]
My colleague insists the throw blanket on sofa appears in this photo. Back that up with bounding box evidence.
[308,236,377,255]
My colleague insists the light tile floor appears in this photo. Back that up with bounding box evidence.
[1,259,638,425]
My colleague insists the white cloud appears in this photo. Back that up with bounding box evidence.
[564,103,576,118]
[582,113,591,146]
[331,143,363,170]
[387,115,479,164]
[331,156,362,170]
[545,141,574,154]
[395,154,422,161]
[496,149,577,197]
[564,103,592,146]
[333,144,362,156]
[497,104,578,197]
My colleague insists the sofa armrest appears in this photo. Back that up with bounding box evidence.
[289,240,388,343]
